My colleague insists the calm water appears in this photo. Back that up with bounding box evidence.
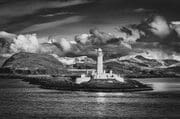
[0,78,180,119]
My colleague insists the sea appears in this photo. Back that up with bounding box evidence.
[0,78,180,119]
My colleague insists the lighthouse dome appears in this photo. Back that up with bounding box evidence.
[98,48,102,52]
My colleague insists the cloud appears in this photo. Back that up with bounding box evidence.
[0,31,16,53]
[137,15,180,53]
[40,12,75,17]
[1,14,180,60]
[21,16,85,33]
[116,15,180,43]
[74,28,132,50]
[147,16,171,38]
[71,28,133,58]
[171,22,180,37]
[116,26,145,44]
[133,8,154,13]
[10,34,40,53]
[58,38,72,52]
[75,33,92,45]
[113,15,180,60]
[0,31,67,55]
[0,31,16,39]
[0,0,90,27]
[34,28,133,58]
[75,28,123,45]
[0,0,89,17]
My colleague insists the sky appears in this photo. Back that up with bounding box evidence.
[0,0,180,60]
[1,0,180,41]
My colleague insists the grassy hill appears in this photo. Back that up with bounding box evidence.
[2,52,66,74]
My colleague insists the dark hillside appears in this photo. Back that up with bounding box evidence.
[2,52,65,74]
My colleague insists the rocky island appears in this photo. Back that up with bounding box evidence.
[0,48,153,92]
[71,48,152,92]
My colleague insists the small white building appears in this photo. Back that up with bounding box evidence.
[76,48,124,84]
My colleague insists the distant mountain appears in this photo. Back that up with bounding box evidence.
[72,54,180,77]
[110,54,180,68]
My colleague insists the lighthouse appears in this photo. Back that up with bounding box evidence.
[97,48,103,74]
[94,48,124,82]
[76,48,124,84]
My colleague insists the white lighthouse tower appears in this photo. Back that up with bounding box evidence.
[97,48,103,74]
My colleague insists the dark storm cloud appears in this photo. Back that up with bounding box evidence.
[1,0,180,35]
[0,0,88,17]
[0,0,90,32]
[116,14,180,60]
[21,16,85,33]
